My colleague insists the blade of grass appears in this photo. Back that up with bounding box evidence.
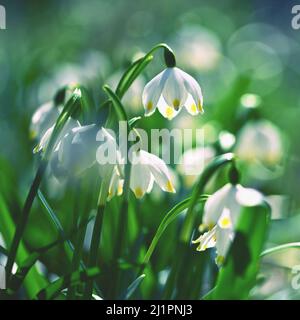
[141,195,209,272]
[210,202,270,299]
[36,267,101,300]
[122,274,146,300]
[260,242,300,257]
[0,194,47,298]
[6,89,82,279]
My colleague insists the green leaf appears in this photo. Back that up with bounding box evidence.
[180,153,235,244]
[122,274,146,300]
[128,116,142,127]
[36,268,101,300]
[210,202,270,299]
[37,190,75,254]
[8,225,85,293]
[6,88,83,279]
[103,85,128,122]
[260,242,300,257]
[142,195,208,268]
[0,194,47,298]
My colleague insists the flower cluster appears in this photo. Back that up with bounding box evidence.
[31,60,204,201]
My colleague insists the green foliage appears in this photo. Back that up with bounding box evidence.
[209,203,270,299]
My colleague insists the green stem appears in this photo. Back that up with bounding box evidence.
[6,159,47,280]
[67,182,84,300]
[180,153,235,244]
[110,156,131,299]
[83,170,111,300]
[261,242,300,257]
[163,153,235,299]
[6,89,81,281]
[115,43,175,99]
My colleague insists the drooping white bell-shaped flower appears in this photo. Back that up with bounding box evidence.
[235,120,284,167]
[193,183,264,265]
[50,124,99,179]
[96,129,176,201]
[142,67,203,120]
[130,150,176,199]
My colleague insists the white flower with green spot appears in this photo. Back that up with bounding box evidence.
[129,150,176,198]
[50,123,99,179]
[142,67,203,120]
[193,183,263,265]
[96,130,176,201]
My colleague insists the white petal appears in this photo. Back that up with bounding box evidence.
[52,123,98,177]
[30,101,60,139]
[217,208,233,229]
[96,127,122,178]
[157,96,181,120]
[203,184,237,227]
[179,68,204,113]
[162,67,187,110]
[139,150,176,193]
[142,69,169,116]
[34,126,54,153]
[235,186,264,207]
[130,156,152,198]
[216,225,234,263]
[184,94,201,116]
[107,167,124,201]
[192,226,217,251]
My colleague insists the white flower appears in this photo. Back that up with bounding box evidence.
[235,120,284,167]
[95,129,176,200]
[30,101,60,140]
[177,146,215,187]
[193,183,263,265]
[142,67,203,120]
[129,150,176,198]
[33,118,78,154]
[104,149,176,200]
[50,124,99,179]
[96,127,125,200]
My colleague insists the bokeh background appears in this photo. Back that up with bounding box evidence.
[1,0,300,299]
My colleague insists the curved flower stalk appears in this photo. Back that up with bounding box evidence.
[235,119,284,167]
[193,183,264,265]
[142,67,203,120]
